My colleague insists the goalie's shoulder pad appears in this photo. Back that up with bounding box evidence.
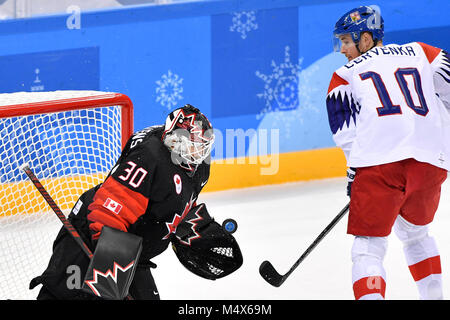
[129,125,164,150]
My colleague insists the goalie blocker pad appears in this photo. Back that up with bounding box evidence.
[172,203,243,280]
[81,226,143,300]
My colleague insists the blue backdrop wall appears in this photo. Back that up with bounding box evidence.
[1,0,449,161]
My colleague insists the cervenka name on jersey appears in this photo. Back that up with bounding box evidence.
[344,45,417,69]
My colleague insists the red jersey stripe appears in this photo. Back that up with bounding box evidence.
[417,42,441,63]
[327,72,349,94]
[408,255,441,282]
[353,276,386,300]
[87,176,149,234]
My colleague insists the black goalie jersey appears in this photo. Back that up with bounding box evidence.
[86,125,210,260]
[30,125,210,299]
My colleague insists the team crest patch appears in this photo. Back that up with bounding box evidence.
[174,174,182,194]
[350,11,361,22]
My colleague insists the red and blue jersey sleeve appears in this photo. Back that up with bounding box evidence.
[326,71,360,162]
[417,42,450,110]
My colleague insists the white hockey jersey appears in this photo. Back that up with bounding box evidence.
[326,42,450,170]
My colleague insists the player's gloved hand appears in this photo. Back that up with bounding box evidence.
[346,167,356,197]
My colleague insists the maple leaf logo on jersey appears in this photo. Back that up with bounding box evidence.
[84,261,135,298]
[176,203,205,246]
[162,194,196,240]
[102,198,123,215]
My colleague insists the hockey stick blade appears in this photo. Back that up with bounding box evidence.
[259,260,285,287]
[259,202,350,287]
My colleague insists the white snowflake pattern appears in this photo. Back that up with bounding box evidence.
[155,70,184,110]
[255,46,319,138]
[229,11,258,39]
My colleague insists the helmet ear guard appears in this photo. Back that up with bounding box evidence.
[171,204,243,280]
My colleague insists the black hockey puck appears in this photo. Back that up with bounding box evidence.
[222,218,237,234]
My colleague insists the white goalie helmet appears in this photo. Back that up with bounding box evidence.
[162,104,214,172]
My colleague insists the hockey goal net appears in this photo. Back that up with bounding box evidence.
[0,91,133,300]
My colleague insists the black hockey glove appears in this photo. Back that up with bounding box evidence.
[346,167,357,197]
[172,203,243,280]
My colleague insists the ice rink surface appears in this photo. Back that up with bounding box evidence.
[152,177,450,300]
[6,176,450,300]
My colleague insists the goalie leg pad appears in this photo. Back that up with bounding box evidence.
[172,203,243,280]
[82,226,143,300]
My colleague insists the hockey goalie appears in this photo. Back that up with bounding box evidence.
[29,104,243,300]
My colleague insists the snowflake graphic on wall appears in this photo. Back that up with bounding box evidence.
[156,70,184,110]
[256,46,300,114]
[255,46,319,138]
[229,11,258,39]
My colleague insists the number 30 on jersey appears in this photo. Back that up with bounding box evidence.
[117,161,148,188]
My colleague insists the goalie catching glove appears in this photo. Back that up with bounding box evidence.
[172,203,243,280]
[81,226,143,300]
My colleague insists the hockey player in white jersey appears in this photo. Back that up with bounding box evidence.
[327,6,450,300]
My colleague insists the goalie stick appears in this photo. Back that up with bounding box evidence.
[21,163,94,259]
[21,163,134,300]
[259,202,350,287]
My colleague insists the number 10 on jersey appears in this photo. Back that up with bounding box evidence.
[360,67,429,117]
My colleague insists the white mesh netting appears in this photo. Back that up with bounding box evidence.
[0,91,127,299]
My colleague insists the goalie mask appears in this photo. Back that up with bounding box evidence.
[162,104,214,173]
[172,204,243,280]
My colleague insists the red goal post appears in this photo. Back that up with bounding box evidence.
[0,91,134,148]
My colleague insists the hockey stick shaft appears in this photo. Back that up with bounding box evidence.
[21,164,94,259]
[260,202,350,287]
